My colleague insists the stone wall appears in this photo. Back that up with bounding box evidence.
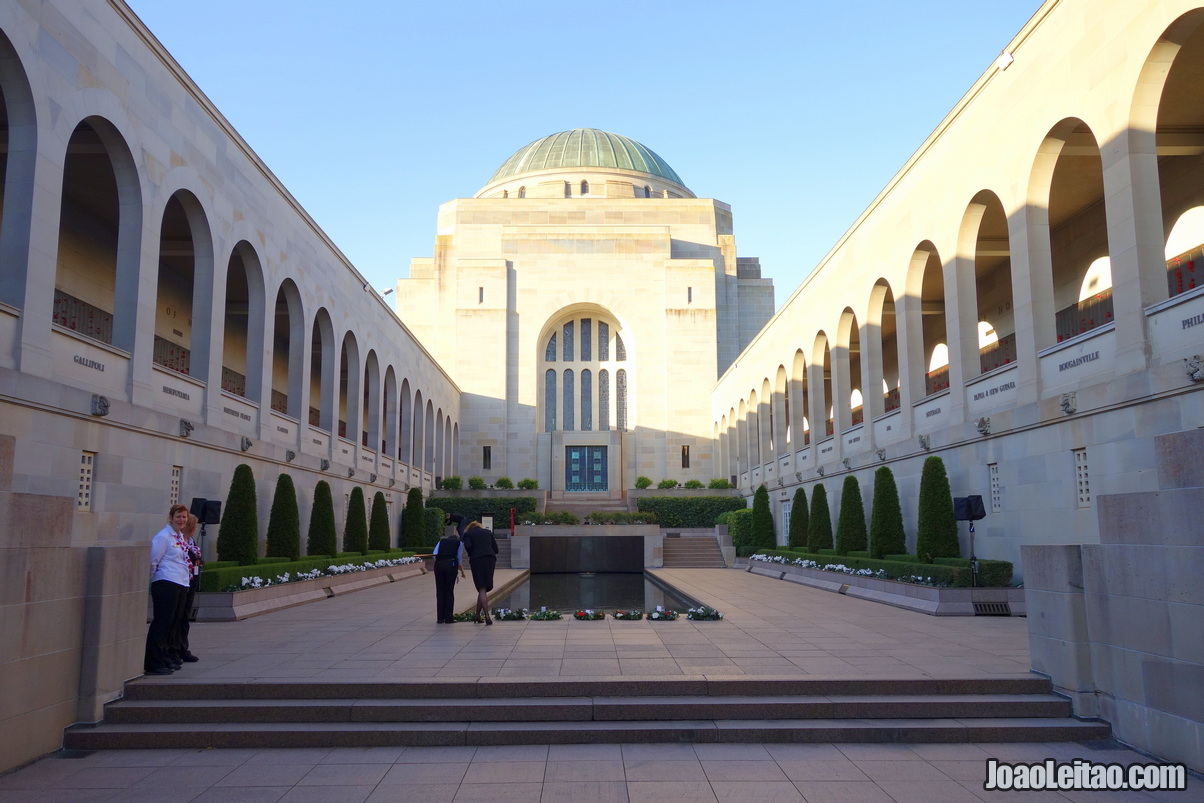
[1024,428,1204,772]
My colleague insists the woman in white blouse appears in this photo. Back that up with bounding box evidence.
[144,504,192,675]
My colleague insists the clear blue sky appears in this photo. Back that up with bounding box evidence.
[124,1,1040,308]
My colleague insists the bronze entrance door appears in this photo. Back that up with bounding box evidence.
[566,446,607,492]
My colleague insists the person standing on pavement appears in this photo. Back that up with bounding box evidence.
[461,520,498,625]
[167,513,203,663]
[432,512,467,623]
[144,504,191,675]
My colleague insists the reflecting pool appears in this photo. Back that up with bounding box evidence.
[491,572,695,613]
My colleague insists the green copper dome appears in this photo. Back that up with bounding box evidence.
[487,129,684,187]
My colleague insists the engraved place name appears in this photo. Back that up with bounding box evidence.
[885,424,893,431]
[820,445,833,454]
[73,355,105,372]
[925,407,942,417]
[1059,351,1100,372]
[1183,312,1204,329]
[972,380,1016,402]
[276,425,289,434]
[360,454,373,463]
[223,406,252,421]
[162,385,190,400]
[340,447,350,455]
[312,438,322,445]
[846,436,861,444]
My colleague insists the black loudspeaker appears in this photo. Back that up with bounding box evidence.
[190,497,222,525]
[953,495,986,521]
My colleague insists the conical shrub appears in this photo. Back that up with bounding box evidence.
[402,487,426,549]
[368,491,391,551]
[217,464,259,565]
[265,473,300,560]
[807,483,833,552]
[751,484,775,550]
[344,487,368,554]
[306,480,337,558]
[787,486,809,549]
[916,455,960,562]
[835,475,867,555]
[869,465,906,558]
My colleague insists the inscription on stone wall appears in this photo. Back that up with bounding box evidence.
[74,355,104,372]
[925,407,942,418]
[1058,351,1100,372]
[276,425,289,434]
[1183,312,1204,329]
[162,385,190,400]
[972,380,1016,402]
[820,445,833,454]
[312,438,322,445]
[223,406,252,421]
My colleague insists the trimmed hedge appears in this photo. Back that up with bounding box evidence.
[197,549,416,592]
[343,487,368,555]
[217,464,259,565]
[751,548,1014,588]
[265,473,300,560]
[787,486,808,549]
[586,511,657,525]
[634,496,746,528]
[368,492,391,551]
[307,481,337,558]
[401,487,425,549]
[807,484,833,553]
[835,475,867,555]
[724,508,755,554]
[916,455,960,562]
[424,506,445,548]
[870,465,906,559]
[751,484,775,550]
[525,511,580,525]
[428,495,538,528]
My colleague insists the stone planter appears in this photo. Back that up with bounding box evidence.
[193,562,426,621]
[747,561,1025,616]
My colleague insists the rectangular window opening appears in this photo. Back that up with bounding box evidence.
[681,445,690,469]
[483,445,491,470]
[1073,448,1091,507]
[78,451,95,511]
[687,286,693,304]
[988,462,1001,513]
[478,286,484,304]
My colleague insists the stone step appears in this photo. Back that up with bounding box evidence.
[63,716,1110,750]
[100,693,1072,725]
[662,536,727,568]
[117,676,1056,701]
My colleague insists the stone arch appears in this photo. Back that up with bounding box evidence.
[0,29,38,309]
[52,115,143,352]
[221,240,266,402]
[309,307,336,432]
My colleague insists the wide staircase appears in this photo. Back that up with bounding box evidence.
[65,676,1107,749]
[661,534,727,568]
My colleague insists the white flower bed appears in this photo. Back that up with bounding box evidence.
[749,553,944,586]
[231,556,422,591]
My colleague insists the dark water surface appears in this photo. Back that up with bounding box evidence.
[492,572,694,613]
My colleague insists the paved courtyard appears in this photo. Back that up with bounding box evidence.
[1,568,1195,801]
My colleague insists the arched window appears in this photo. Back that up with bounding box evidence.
[563,369,575,430]
[580,180,589,196]
[643,185,651,198]
[617,369,628,431]
[518,186,526,198]
[540,313,628,432]
[544,369,556,430]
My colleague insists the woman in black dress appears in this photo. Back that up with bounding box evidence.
[461,520,498,624]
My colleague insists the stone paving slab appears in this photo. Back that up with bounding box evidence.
[157,568,1032,684]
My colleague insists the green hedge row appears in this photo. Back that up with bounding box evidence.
[198,549,417,591]
[586,511,657,525]
[635,496,747,528]
[751,548,1014,588]
[427,495,538,527]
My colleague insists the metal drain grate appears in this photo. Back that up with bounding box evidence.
[973,601,1011,616]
